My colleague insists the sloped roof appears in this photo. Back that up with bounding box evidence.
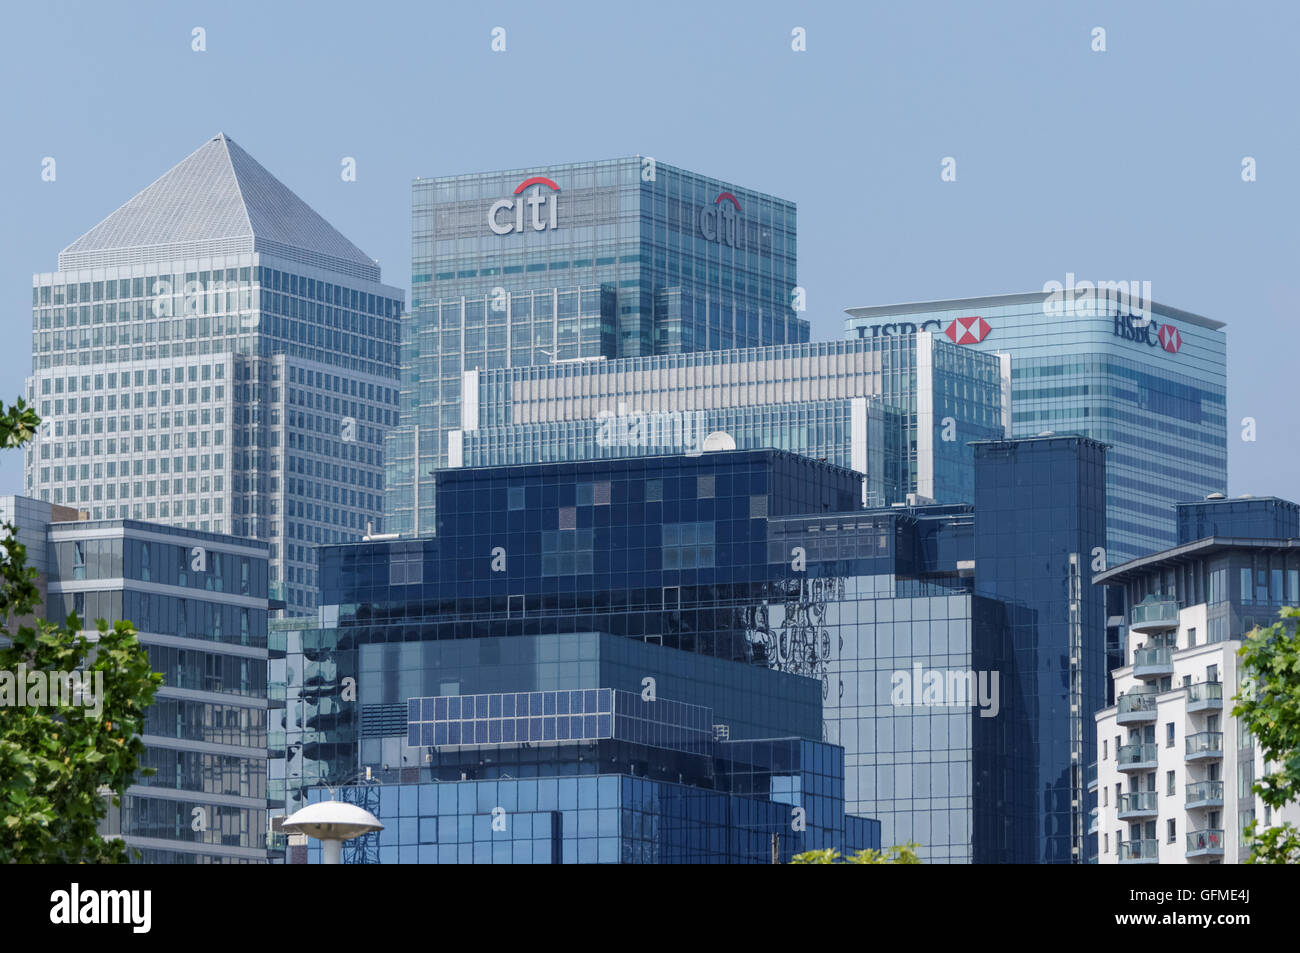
[58,133,379,281]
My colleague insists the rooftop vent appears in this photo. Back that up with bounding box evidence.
[1205,492,1226,500]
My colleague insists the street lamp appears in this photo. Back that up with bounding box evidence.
[280,800,383,865]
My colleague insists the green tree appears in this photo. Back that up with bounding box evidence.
[0,398,162,863]
[790,842,922,864]
[1232,606,1300,864]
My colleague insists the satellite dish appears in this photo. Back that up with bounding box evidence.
[702,431,737,452]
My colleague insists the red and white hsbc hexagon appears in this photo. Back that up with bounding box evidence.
[945,316,991,345]
[489,176,560,235]
[1157,323,1182,354]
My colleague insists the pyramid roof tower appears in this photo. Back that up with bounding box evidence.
[58,133,380,281]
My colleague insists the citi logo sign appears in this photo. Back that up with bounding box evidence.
[699,191,741,247]
[489,176,560,235]
[1114,312,1181,354]
[944,315,990,344]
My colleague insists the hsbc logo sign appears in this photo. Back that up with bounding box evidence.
[857,316,991,344]
[700,191,741,247]
[1114,312,1182,354]
[944,315,990,344]
[489,176,560,235]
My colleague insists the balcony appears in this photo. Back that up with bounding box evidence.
[1130,597,1179,634]
[1117,690,1158,725]
[1185,780,1224,810]
[1086,761,1098,792]
[1118,742,1158,772]
[1118,839,1159,864]
[1185,732,1224,762]
[1132,646,1174,681]
[1186,828,1225,858]
[1118,790,1160,820]
[1186,681,1223,713]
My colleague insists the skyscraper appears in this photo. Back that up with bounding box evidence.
[845,291,1228,566]
[453,333,1007,507]
[25,134,405,612]
[385,156,809,535]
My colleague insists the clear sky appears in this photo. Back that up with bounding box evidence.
[1,0,1295,498]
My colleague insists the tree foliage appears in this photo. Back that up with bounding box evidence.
[790,842,922,864]
[1232,606,1300,864]
[0,398,162,863]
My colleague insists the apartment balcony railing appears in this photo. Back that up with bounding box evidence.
[1185,780,1224,809]
[1118,742,1158,772]
[1118,790,1160,819]
[1086,761,1097,791]
[1130,598,1179,633]
[1185,731,1224,761]
[1186,681,1223,713]
[1117,690,1158,725]
[1132,646,1174,681]
[1118,839,1159,863]
[1186,828,1225,858]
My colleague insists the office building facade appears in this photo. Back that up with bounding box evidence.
[277,440,1105,862]
[385,156,809,534]
[1,497,271,862]
[845,291,1227,566]
[306,699,876,864]
[455,333,1008,507]
[24,133,404,613]
[1093,495,1300,863]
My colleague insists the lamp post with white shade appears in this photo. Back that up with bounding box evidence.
[280,800,383,865]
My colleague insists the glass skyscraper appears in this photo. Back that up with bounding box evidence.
[24,134,405,612]
[278,442,1106,862]
[385,156,809,535]
[845,291,1228,566]
[454,334,1008,507]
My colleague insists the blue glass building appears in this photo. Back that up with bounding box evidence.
[279,439,1108,862]
[386,156,809,535]
[845,291,1226,566]
[303,690,876,864]
[455,333,1007,508]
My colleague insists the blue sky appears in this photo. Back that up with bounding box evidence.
[1,0,1296,496]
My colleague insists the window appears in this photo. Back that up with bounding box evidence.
[1167,819,1176,843]
[1166,723,1175,748]
[507,486,525,511]
[1104,833,1109,854]
[1102,739,1107,760]
[1187,626,1197,647]
[1167,770,1175,795]
[1240,568,1252,605]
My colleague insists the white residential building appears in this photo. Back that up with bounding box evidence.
[1092,496,1300,863]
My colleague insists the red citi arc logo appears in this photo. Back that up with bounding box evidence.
[489,177,561,235]
[700,191,742,247]
[945,316,991,345]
